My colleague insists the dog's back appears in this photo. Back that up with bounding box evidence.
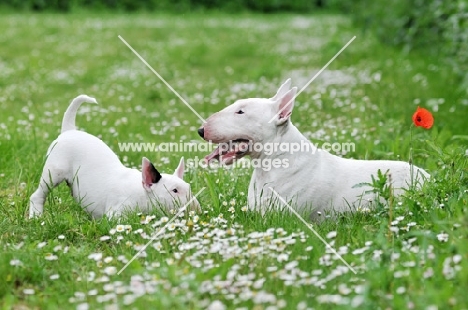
[47,130,124,183]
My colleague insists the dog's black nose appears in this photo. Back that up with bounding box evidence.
[198,127,204,138]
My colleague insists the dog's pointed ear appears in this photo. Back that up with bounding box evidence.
[271,78,291,101]
[276,87,297,125]
[174,157,185,179]
[142,157,162,188]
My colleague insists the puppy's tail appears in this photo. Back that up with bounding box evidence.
[61,95,98,133]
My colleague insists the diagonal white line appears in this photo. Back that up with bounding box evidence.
[117,187,206,275]
[268,187,357,274]
[268,36,356,123]
[118,35,207,124]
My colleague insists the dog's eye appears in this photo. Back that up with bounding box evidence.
[236,110,245,114]
[172,189,178,193]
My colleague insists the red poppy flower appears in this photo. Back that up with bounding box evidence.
[412,106,434,129]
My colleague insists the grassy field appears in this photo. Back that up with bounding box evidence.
[1,12,467,309]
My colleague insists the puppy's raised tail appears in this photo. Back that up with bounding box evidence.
[61,95,98,133]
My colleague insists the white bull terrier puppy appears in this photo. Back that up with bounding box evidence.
[30,95,200,219]
[198,79,429,218]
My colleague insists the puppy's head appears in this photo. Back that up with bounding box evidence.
[141,157,200,212]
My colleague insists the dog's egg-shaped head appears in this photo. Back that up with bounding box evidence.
[141,157,200,212]
[197,79,297,164]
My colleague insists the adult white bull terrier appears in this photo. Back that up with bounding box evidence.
[30,95,200,219]
[198,79,429,218]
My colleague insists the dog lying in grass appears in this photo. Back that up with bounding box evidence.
[198,79,429,218]
[30,95,200,218]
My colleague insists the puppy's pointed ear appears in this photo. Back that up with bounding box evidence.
[174,157,185,179]
[276,87,297,126]
[271,78,291,101]
[142,157,161,188]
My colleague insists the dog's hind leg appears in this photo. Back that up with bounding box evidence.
[29,161,68,218]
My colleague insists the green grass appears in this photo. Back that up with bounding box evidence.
[1,12,467,309]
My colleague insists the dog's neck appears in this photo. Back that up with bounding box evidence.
[251,122,319,160]
[277,122,313,145]
[248,121,324,182]
[114,167,157,210]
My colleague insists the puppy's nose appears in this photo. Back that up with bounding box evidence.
[198,127,204,138]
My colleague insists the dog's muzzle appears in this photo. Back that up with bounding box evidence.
[198,127,204,138]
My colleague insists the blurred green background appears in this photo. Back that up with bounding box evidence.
[2,0,467,88]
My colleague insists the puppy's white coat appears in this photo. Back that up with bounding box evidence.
[199,79,429,217]
[30,95,200,218]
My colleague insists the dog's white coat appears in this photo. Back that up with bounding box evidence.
[30,95,200,218]
[201,79,429,217]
